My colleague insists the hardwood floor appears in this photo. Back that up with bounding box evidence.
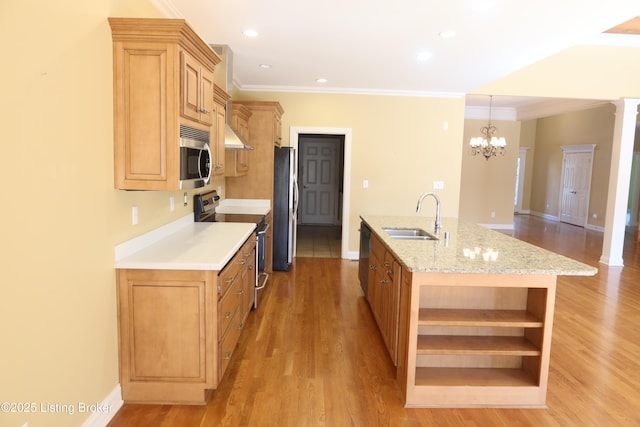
[108,215,640,426]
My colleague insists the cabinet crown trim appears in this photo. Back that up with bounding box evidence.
[108,17,221,70]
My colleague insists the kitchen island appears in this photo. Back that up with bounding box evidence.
[359,215,597,408]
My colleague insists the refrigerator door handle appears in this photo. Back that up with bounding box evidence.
[293,177,299,216]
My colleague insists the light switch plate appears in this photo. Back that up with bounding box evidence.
[433,181,444,190]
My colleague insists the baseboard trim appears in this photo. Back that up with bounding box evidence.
[530,211,559,222]
[80,384,123,427]
[345,250,359,260]
[478,223,515,230]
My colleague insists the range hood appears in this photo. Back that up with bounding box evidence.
[224,122,253,150]
[210,44,253,150]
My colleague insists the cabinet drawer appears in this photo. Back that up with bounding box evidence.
[218,309,243,379]
[218,276,243,337]
[218,253,242,296]
[371,234,385,261]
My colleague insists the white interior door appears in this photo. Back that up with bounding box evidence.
[559,146,594,227]
[298,138,340,225]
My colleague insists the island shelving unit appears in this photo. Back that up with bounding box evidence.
[360,215,597,408]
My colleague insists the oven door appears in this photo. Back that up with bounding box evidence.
[254,221,269,308]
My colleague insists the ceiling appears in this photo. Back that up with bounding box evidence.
[157,0,640,117]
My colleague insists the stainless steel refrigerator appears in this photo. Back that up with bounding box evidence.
[273,146,298,271]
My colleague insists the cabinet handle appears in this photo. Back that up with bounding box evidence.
[199,108,209,114]
[238,323,244,330]
[224,351,232,360]
[248,264,255,270]
[238,289,244,295]
[239,259,247,265]
[387,270,393,276]
[224,311,232,319]
[369,264,376,271]
[384,261,391,267]
[380,279,389,284]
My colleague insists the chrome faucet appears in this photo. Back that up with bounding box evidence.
[416,192,441,235]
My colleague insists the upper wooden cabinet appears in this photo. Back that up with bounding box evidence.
[182,51,215,126]
[225,103,252,177]
[212,85,230,176]
[109,18,221,190]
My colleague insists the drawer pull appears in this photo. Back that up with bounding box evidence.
[248,264,255,270]
[239,259,247,265]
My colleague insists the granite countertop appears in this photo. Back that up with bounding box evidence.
[114,221,255,271]
[360,215,598,276]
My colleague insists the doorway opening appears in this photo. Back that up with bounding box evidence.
[296,134,344,258]
[290,127,352,259]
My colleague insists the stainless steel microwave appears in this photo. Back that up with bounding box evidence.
[179,124,211,189]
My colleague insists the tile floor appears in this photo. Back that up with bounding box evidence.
[295,225,342,258]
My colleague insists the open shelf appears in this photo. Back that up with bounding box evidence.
[419,308,543,328]
[415,367,538,387]
[417,335,541,356]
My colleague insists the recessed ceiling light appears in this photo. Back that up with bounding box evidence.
[438,31,456,38]
[316,78,328,83]
[416,52,432,62]
[472,0,497,11]
[243,28,258,37]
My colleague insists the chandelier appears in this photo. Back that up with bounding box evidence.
[470,95,506,160]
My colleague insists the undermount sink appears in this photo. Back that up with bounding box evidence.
[382,227,438,240]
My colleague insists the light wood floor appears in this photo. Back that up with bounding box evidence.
[108,215,640,426]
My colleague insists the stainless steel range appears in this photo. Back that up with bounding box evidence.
[194,190,269,307]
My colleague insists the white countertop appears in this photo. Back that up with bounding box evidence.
[361,215,597,276]
[114,221,255,271]
[216,198,271,215]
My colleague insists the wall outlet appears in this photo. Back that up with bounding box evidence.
[183,192,188,207]
[363,179,368,189]
[132,206,138,225]
[490,211,496,218]
[433,181,444,190]
[170,196,175,212]
[592,213,598,219]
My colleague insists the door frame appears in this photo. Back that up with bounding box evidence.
[558,144,596,227]
[291,126,353,259]
[515,147,531,214]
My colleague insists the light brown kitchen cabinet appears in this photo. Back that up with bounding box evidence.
[181,51,215,126]
[109,18,221,190]
[368,233,401,365]
[116,235,256,404]
[225,103,252,177]
[212,85,230,176]
[226,101,284,272]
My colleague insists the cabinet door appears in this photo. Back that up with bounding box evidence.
[212,101,226,175]
[199,70,214,126]
[181,51,214,126]
[182,51,202,123]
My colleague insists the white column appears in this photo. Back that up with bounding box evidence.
[600,99,640,266]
